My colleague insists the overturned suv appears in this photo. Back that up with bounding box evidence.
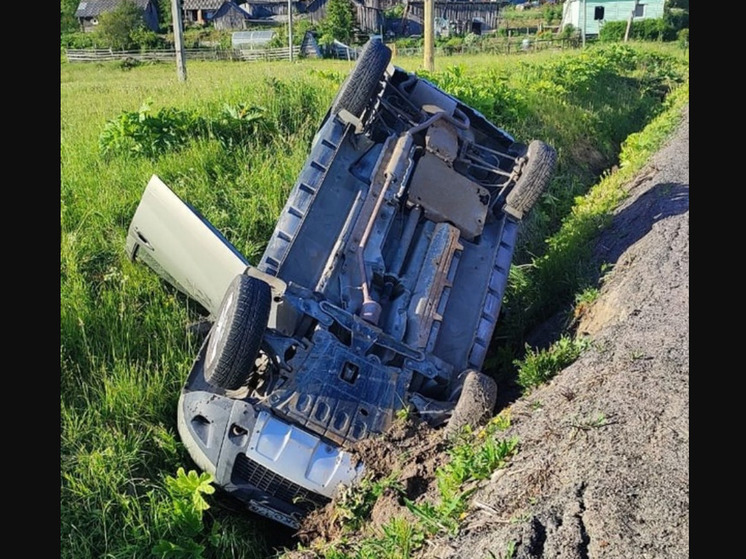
[127,39,556,528]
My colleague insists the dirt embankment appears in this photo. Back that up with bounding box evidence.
[290,104,689,559]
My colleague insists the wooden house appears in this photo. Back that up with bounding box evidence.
[74,0,160,32]
[301,0,386,36]
[182,0,224,24]
[239,0,303,19]
[182,0,505,39]
[212,1,252,29]
[560,0,665,37]
[401,1,502,36]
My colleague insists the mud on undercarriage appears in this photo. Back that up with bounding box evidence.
[126,38,557,528]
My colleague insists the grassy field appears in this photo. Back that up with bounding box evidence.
[61,43,688,558]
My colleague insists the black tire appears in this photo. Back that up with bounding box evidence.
[505,140,557,219]
[444,370,498,436]
[330,38,392,119]
[203,274,271,391]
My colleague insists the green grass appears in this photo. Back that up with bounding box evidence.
[515,335,591,391]
[501,77,690,383]
[61,44,688,558]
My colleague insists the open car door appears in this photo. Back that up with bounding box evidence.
[126,175,249,318]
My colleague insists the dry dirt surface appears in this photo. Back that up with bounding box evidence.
[292,104,689,559]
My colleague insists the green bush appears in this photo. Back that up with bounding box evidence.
[560,24,578,40]
[516,336,590,391]
[62,22,165,51]
[176,26,234,49]
[119,56,142,70]
[96,0,148,50]
[677,28,689,49]
[664,8,689,32]
[438,36,465,54]
[536,29,555,39]
[394,36,423,48]
[638,18,675,40]
[99,101,207,158]
[444,36,464,49]
[61,31,101,49]
[98,76,327,159]
[267,19,314,48]
[317,0,356,46]
[384,3,404,20]
[544,4,563,24]
[155,0,172,32]
[61,0,80,34]
[151,468,216,558]
[599,18,676,42]
[130,27,166,49]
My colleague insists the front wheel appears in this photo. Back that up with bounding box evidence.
[203,274,271,391]
[505,140,557,219]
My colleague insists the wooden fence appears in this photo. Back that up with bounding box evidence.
[390,36,581,57]
[65,46,299,63]
[65,38,580,64]
[236,46,301,61]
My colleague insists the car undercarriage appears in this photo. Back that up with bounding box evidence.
[126,38,557,528]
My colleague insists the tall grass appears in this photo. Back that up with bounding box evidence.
[61,44,687,558]
[61,58,345,559]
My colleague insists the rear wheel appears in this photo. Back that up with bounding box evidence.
[505,140,557,219]
[331,38,392,119]
[444,370,498,435]
[203,274,271,391]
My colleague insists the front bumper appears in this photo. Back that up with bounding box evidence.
[177,341,364,528]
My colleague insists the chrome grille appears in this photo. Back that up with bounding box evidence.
[232,453,331,512]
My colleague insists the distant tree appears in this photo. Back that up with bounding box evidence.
[97,0,147,50]
[666,0,689,10]
[156,0,172,32]
[131,26,167,48]
[61,0,81,33]
[383,3,404,20]
[317,0,356,46]
[664,0,688,32]
[268,19,315,48]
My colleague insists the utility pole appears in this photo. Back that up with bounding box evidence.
[424,0,434,71]
[624,0,639,42]
[581,0,586,48]
[171,0,187,81]
[624,12,633,41]
[288,0,293,62]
